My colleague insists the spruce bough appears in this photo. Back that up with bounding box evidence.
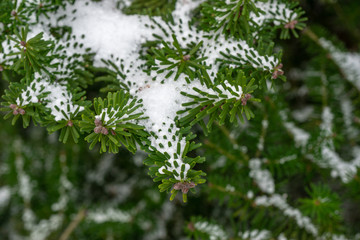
[1,0,360,239]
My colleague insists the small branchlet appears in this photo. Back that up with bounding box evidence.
[272,63,284,79]
[173,181,196,194]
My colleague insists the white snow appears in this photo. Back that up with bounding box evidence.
[87,208,131,223]
[319,38,360,90]
[249,158,275,194]
[280,111,310,148]
[251,1,297,27]
[238,229,271,240]
[292,106,314,122]
[0,186,11,208]
[49,0,155,66]
[16,76,84,121]
[193,220,228,240]
[318,108,360,183]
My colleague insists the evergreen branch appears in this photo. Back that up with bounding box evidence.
[178,69,259,129]
[80,91,147,153]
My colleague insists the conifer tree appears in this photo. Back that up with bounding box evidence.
[0,0,359,239]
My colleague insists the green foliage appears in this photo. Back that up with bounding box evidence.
[299,184,343,232]
[123,0,177,16]
[200,0,260,37]
[150,35,208,82]
[1,80,44,127]
[1,0,360,239]
[7,26,55,81]
[178,69,259,132]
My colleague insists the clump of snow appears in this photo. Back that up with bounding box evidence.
[247,191,254,199]
[318,108,360,183]
[251,1,297,27]
[193,220,228,240]
[280,111,310,148]
[278,154,297,164]
[340,98,359,139]
[292,106,314,122]
[49,0,155,66]
[238,229,271,240]
[137,78,191,129]
[0,187,11,208]
[249,158,275,194]
[284,121,310,148]
[29,215,63,240]
[319,38,360,90]
[87,208,131,223]
[225,184,235,192]
[257,119,268,151]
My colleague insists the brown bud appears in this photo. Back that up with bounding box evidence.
[187,222,195,232]
[13,109,19,115]
[101,127,109,135]
[183,55,191,61]
[111,129,116,136]
[18,108,25,115]
[11,10,17,17]
[0,65,3,72]
[20,41,26,47]
[241,94,252,106]
[94,118,102,126]
[284,20,298,29]
[182,188,189,194]
[9,104,17,109]
[272,64,284,79]
[173,182,196,194]
[67,120,73,127]
[173,183,182,190]
[94,126,102,134]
